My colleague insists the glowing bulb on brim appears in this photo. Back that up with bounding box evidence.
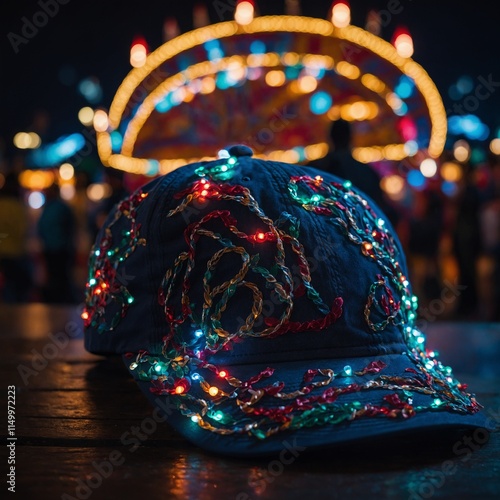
[200,76,216,94]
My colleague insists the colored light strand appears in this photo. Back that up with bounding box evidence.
[118,163,481,440]
[288,175,416,337]
[82,190,148,332]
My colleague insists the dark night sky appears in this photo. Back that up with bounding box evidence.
[1,0,499,161]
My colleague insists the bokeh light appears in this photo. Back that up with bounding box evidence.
[331,1,351,28]
[489,138,500,155]
[420,158,438,178]
[265,70,286,87]
[440,162,463,182]
[93,110,109,132]
[28,191,45,209]
[310,91,333,114]
[78,107,94,126]
[59,163,75,181]
[130,38,148,68]
[407,169,426,190]
[87,183,112,202]
[380,174,405,200]
[235,1,254,25]
[453,140,471,162]
[13,132,41,149]
[394,33,414,58]
[60,184,76,201]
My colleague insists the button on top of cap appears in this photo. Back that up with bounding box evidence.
[226,144,253,157]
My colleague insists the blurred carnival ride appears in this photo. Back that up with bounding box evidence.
[92,0,447,184]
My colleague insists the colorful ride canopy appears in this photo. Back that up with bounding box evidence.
[95,15,446,176]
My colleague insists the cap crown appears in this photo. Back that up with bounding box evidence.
[84,155,418,362]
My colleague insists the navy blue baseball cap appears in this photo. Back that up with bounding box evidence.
[83,146,492,456]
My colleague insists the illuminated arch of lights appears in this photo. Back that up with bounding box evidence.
[95,15,447,176]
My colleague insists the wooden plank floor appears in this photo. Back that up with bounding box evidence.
[1,303,499,499]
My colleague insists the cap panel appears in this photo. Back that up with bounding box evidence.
[144,166,201,352]
[84,164,209,355]
[281,162,414,349]
[84,178,159,354]
[85,155,414,358]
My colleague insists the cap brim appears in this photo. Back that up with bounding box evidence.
[122,352,494,457]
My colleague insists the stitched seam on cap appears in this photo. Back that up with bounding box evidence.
[271,161,344,300]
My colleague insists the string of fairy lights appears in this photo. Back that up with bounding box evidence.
[83,154,483,439]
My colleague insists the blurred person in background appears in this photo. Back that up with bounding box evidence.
[307,118,399,227]
[37,183,78,304]
[478,155,500,320]
[88,168,129,241]
[0,172,33,302]
[452,162,482,319]
[406,189,445,310]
